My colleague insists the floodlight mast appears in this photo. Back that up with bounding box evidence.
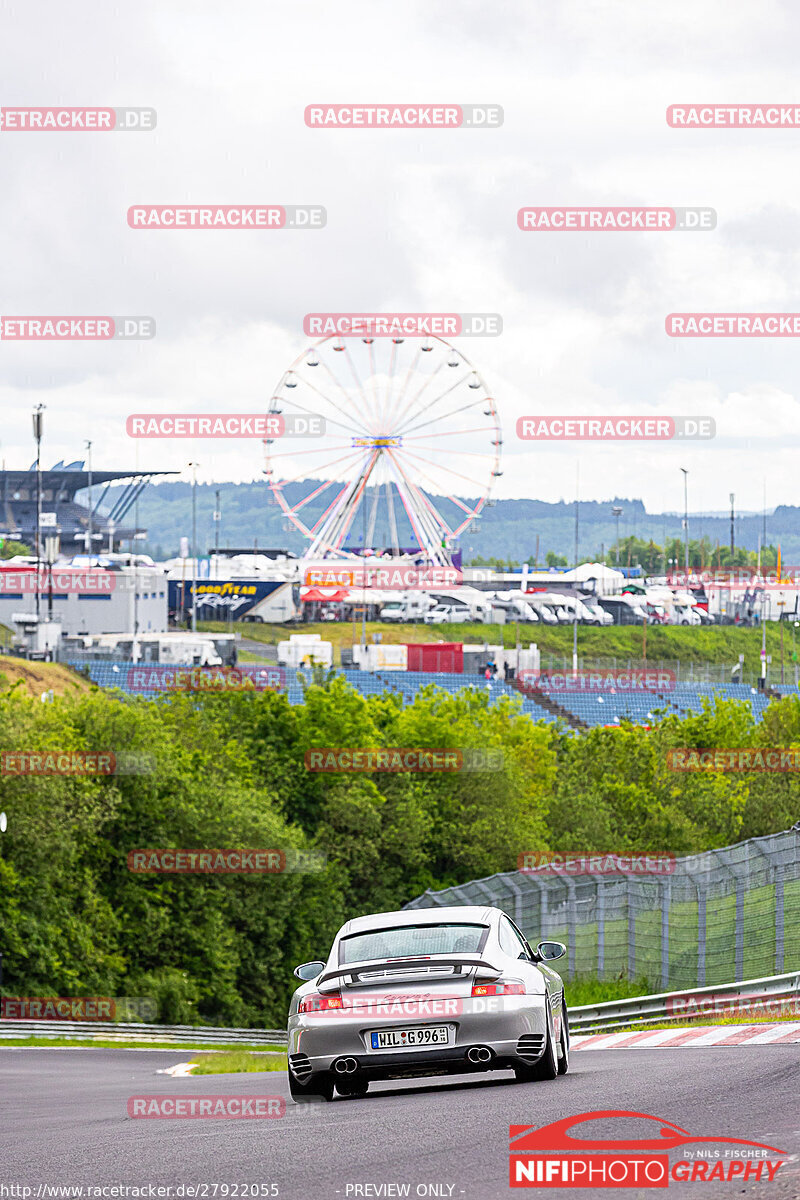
[32,405,45,620]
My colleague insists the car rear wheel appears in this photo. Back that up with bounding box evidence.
[515,1004,558,1083]
[288,1069,334,1103]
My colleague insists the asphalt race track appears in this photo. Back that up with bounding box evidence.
[2,1047,799,1199]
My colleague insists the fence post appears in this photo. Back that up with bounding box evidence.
[775,864,785,974]
[563,876,577,978]
[660,877,671,991]
[696,882,707,986]
[735,881,745,980]
[591,873,605,978]
[502,874,526,931]
[750,837,785,977]
[625,874,636,980]
[714,846,746,984]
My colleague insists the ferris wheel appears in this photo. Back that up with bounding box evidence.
[263,335,502,565]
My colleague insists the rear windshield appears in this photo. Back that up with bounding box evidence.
[339,923,487,964]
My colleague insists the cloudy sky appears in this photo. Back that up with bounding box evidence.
[2,0,799,520]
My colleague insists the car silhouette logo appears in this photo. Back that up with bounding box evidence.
[510,1110,786,1155]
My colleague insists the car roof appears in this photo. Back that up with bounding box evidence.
[336,905,500,939]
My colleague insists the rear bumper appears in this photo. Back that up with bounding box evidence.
[288,996,549,1081]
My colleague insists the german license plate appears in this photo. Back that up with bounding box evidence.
[369,1025,451,1050]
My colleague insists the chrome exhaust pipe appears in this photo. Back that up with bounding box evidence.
[466,1046,493,1064]
[333,1057,358,1074]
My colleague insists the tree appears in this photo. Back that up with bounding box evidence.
[0,539,31,559]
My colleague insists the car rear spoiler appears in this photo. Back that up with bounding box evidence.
[316,956,503,990]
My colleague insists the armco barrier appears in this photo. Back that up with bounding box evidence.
[0,1020,287,1046]
[2,971,798,1042]
[567,969,800,1035]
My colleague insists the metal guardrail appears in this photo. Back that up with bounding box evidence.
[1,971,798,1045]
[567,970,800,1035]
[0,1020,288,1046]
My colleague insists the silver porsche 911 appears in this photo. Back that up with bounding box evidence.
[287,904,568,1101]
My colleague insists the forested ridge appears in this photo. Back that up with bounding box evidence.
[0,675,797,1026]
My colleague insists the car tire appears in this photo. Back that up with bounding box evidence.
[557,1002,570,1075]
[288,1070,335,1104]
[335,1077,369,1098]
[515,1004,558,1083]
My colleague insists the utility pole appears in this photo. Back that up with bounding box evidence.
[85,440,93,556]
[680,468,689,577]
[760,588,768,690]
[32,405,45,620]
[612,506,622,566]
[361,488,367,648]
[573,466,579,675]
[729,493,735,558]
[780,605,785,685]
[133,448,140,639]
[45,533,59,624]
[189,463,199,632]
[214,489,221,579]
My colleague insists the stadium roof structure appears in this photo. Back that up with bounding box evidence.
[0,465,177,551]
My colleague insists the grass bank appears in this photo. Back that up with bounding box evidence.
[200,620,799,679]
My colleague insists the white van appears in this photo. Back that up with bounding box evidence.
[490,592,540,623]
[527,597,560,625]
[379,595,434,622]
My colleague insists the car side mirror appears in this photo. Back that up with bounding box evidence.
[293,960,326,981]
[535,941,566,962]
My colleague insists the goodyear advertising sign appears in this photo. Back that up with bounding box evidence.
[168,578,289,619]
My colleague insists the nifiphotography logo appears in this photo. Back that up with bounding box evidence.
[509,1110,787,1188]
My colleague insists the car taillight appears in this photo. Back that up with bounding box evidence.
[471,980,525,997]
[298,992,343,1013]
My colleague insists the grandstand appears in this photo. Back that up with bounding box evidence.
[62,660,793,730]
[545,681,775,728]
[0,464,176,555]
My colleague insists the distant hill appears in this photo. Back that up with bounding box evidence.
[96,480,800,565]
